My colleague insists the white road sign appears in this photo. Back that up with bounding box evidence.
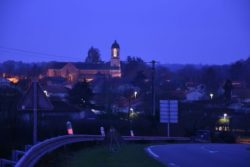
[160,100,178,123]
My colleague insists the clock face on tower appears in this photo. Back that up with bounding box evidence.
[113,48,118,58]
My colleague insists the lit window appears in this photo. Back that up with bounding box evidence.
[113,48,118,58]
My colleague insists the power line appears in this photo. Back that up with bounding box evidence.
[0,46,161,65]
[0,46,77,60]
[0,49,46,59]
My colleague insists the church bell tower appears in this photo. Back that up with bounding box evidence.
[110,40,121,68]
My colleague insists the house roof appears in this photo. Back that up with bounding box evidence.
[0,77,10,84]
[44,85,68,94]
[43,77,67,83]
[232,88,250,98]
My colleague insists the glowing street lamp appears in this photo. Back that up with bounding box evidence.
[210,93,214,100]
[134,91,138,98]
[223,113,228,119]
[224,113,230,131]
[43,90,49,97]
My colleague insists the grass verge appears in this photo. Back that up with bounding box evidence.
[36,143,165,167]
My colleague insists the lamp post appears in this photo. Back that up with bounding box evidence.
[151,60,156,117]
[128,90,138,118]
[129,108,137,136]
[216,113,230,131]
[129,108,134,129]
[223,113,230,131]
[128,91,138,136]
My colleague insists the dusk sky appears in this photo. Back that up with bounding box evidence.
[0,0,250,64]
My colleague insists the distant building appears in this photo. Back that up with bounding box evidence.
[47,41,121,82]
[186,91,204,101]
[186,84,206,101]
[43,85,68,99]
[0,77,11,87]
[232,80,246,89]
[232,88,250,103]
[41,77,67,86]
[224,80,250,102]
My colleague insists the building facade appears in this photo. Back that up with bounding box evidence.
[47,41,121,82]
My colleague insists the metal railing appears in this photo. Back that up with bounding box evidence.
[12,135,190,167]
[15,135,104,167]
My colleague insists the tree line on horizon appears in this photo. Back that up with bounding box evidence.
[1,52,250,93]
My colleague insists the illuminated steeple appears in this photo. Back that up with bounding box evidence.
[111,40,120,59]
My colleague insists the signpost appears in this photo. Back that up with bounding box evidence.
[160,100,178,137]
[18,80,53,145]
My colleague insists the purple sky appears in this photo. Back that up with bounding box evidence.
[0,0,250,64]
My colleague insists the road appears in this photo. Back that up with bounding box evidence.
[147,144,250,167]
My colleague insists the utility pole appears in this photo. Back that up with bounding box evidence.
[151,60,156,117]
[33,80,38,145]
[18,80,53,145]
[128,97,131,119]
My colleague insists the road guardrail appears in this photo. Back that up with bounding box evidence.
[14,135,190,167]
[15,135,104,167]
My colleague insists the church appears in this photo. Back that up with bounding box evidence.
[47,40,121,82]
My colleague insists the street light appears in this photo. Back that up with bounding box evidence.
[128,90,138,135]
[43,90,49,97]
[210,93,214,100]
[129,108,138,137]
[223,113,228,119]
[128,91,138,117]
[134,91,138,98]
[223,113,229,131]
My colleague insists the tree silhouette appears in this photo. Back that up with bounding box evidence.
[223,79,233,104]
[85,47,101,64]
[68,80,93,107]
[201,67,220,92]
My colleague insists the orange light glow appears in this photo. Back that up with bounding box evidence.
[7,77,19,84]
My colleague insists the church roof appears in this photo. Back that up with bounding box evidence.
[48,62,68,69]
[48,62,120,70]
[74,63,111,70]
[111,40,120,49]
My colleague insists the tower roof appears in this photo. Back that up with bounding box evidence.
[111,40,120,49]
